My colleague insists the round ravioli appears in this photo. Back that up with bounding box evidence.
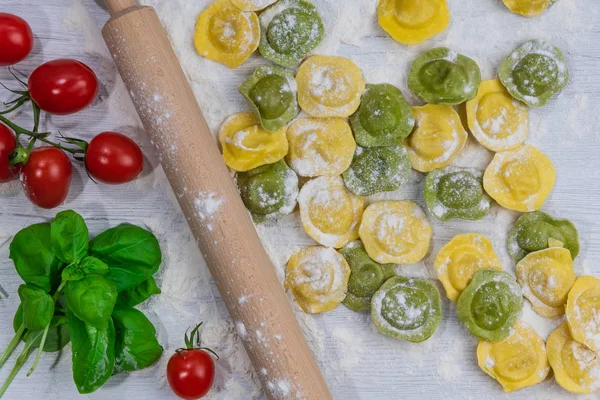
[219,111,288,171]
[408,47,481,104]
[466,79,529,152]
[194,0,260,68]
[285,246,351,314]
[238,65,299,132]
[477,321,550,392]
[405,104,468,172]
[297,55,366,117]
[547,323,600,394]
[516,247,576,317]
[231,0,278,11]
[508,211,580,263]
[457,269,523,341]
[499,40,569,107]
[502,0,558,17]
[298,176,364,248]
[286,117,356,177]
[435,234,503,302]
[350,84,415,147]
[371,276,442,343]
[359,201,432,264]
[236,160,299,222]
[566,276,600,353]
[339,241,396,312]
[516,247,577,317]
[377,0,450,45]
[259,0,324,66]
[483,145,555,212]
[424,166,491,222]
[342,145,411,197]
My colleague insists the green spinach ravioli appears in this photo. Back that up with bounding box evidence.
[238,65,299,132]
[236,160,299,222]
[457,269,523,341]
[259,0,325,67]
[371,276,442,343]
[424,166,491,221]
[408,47,481,104]
[342,145,411,197]
[339,241,396,312]
[508,211,579,262]
[499,39,568,107]
[351,83,415,147]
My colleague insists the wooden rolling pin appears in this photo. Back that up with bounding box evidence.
[100,1,332,399]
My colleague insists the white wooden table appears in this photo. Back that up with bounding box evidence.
[1,0,600,399]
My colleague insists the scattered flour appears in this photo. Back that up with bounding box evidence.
[194,191,225,230]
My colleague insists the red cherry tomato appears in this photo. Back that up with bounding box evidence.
[21,147,72,209]
[28,59,98,115]
[167,349,215,400]
[85,132,143,184]
[0,124,17,183]
[0,13,33,66]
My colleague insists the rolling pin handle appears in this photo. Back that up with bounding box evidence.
[104,0,139,16]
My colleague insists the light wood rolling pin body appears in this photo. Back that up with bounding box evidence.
[100,1,332,399]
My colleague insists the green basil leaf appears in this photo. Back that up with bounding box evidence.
[17,284,54,331]
[112,308,163,373]
[27,319,70,352]
[89,223,162,292]
[68,311,116,394]
[51,210,89,264]
[62,264,85,282]
[79,256,110,275]
[9,223,62,292]
[62,256,110,282]
[14,308,71,352]
[66,275,117,330]
[117,277,161,308]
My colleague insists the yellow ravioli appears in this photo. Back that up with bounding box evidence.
[298,176,364,248]
[359,201,432,264]
[483,145,555,212]
[286,117,356,177]
[194,0,260,68]
[285,246,351,314]
[516,247,576,317]
[547,323,600,394]
[377,0,450,45]
[296,55,365,117]
[566,276,600,352]
[231,0,277,11]
[435,233,503,302]
[466,79,529,152]
[219,111,288,171]
[405,104,468,172]
[502,0,555,17]
[477,321,550,392]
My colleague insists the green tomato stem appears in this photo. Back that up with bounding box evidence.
[0,97,29,116]
[0,337,35,398]
[26,323,50,377]
[0,115,80,155]
[26,138,37,152]
[0,324,25,370]
[0,114,43,138]
[31,101,40,134]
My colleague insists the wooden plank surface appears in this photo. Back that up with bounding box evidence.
[1,0,599,399]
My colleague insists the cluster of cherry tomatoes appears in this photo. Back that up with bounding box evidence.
[0,12,144,209]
